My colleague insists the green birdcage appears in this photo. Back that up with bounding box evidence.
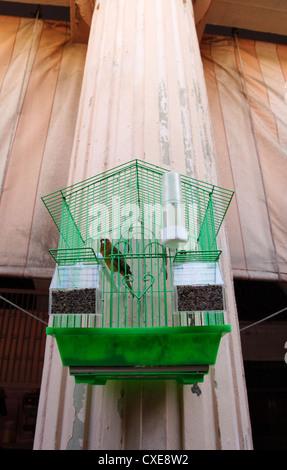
[42,159,234,385]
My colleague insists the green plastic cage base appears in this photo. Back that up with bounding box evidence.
[47,325,231,384]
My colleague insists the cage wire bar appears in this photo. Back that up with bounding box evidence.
[42,160,233,331]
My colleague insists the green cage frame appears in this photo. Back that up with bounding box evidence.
[42,159,234,384]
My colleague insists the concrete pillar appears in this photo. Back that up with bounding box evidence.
[34,0,252,450]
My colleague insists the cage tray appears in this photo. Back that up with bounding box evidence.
[69,365,209,385]
[47,325,231,384]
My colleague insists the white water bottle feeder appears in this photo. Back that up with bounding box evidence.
[161,172,188,251]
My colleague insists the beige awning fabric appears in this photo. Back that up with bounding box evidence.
[1,20,286,282]
[201,35,287,281]
[0,16,87,279]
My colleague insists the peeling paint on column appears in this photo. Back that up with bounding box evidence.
[182,5,215,181]
[66,383,87,450]
[179,85,195,177]
[194,77,214,180]
[156,0,170,167]
[191,383,202,397]
[158,80,170,165]
[218,426,221,439]
[117,388,124,419]
[170,0,195,177]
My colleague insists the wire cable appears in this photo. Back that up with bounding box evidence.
[0,294,48,326]
[240,306,287,331]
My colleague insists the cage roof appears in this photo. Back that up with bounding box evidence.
[42,159,234,241]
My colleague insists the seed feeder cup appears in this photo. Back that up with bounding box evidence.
[173,260,226,326]
[42,160,233,385]
[49,263,103,328]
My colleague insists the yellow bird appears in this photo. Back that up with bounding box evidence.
[100,238,133,292]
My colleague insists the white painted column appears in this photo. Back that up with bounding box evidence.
[34,0,252,450]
